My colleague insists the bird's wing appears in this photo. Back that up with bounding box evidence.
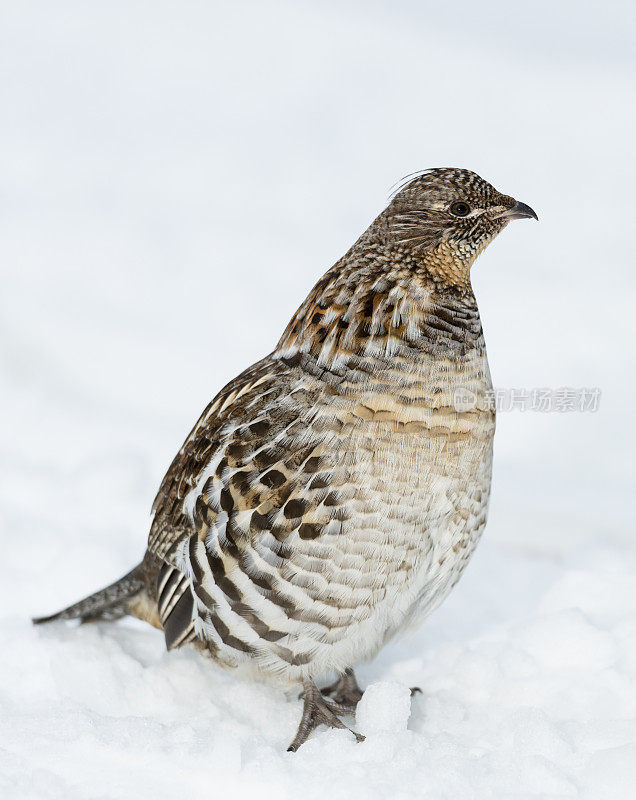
[147,352,336,651]
[148,354,283,561]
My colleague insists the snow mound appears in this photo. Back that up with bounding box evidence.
[356,681,412,735]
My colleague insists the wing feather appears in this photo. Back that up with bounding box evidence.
[148,352,334,653]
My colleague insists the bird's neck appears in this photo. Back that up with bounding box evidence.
[276,235,485,373]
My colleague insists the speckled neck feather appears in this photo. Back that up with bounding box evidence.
[277,213,486,378]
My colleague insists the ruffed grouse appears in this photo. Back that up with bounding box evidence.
[34,168,537,750]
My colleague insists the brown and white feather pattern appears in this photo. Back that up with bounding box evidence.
[146,170,502,683]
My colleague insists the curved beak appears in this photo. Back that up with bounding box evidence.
[497,200,538,221]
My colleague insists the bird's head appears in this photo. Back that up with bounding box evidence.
[385,168,537,288]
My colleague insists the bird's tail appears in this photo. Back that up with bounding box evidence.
[32,563,147,625]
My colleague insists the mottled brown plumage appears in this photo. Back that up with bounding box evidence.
[34,168,536,750]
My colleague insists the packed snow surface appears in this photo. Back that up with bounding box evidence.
[1,2,635,798]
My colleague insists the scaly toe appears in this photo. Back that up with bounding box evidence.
[320,667,364,709]
[288,679,365,751]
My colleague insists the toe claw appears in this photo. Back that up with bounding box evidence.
[288,679,364,751]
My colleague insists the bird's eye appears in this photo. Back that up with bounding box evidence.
[450,201,470,217]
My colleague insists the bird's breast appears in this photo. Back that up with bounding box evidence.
[305,345,495,599]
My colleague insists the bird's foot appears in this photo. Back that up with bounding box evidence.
[320,668,422,707]
[288,679,365,752]
[320,667,364,709]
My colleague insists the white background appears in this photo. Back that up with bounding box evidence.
[1,2,634,798]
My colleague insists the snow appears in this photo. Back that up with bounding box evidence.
[1,1,635,798]
[356,682,412,735]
